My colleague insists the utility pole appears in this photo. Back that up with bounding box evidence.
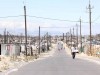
[80,18,82,52]
[4,29,6,44]
[20,33,23,44]
[73,27,74,43]
[47,32,49,51]
[73,27,74,37]
[24,5,27,56]
[76,24,78,48]
[7,31,8,44]
[66,33,67,44]
[68,32,69,44]
[4,30,8,44]
[50,35,51,47]
[63,33,64,41]
[87,0,93,55]
[70,28,72,46]
[39,26,40,54]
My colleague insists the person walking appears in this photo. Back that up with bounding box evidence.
[71,45,76,59]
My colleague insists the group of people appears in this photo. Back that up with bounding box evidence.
[57,42,64,51]
[57,41,78,59]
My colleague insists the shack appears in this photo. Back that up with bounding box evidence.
[0,44,20,56]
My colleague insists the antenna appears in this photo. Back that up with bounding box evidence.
[89,0,90,4]
[23,0,26,6]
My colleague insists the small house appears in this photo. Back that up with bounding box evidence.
[0,44,20,56]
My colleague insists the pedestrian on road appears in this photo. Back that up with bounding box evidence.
[71,45,76,59]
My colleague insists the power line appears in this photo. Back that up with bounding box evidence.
[93,16,100,22]
[0,15,23,18]
[28,15,90,23]
[40,26,75,28]
[0,15,91,23]
[28,15,79,22]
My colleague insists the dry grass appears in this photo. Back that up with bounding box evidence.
[84,45,100,58]
[0,54,39,72]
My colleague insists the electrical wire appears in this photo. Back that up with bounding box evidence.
[28,15,90,23]
[0,15,23,18]
[93,16,100,22]
[0,15,90,23]
[41,26,76,28]
[28,15,79,22]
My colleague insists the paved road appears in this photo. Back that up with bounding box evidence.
[9,47,100,75]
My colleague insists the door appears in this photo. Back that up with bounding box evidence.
[0,44,1,55]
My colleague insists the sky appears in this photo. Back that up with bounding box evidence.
[0,0,100,36]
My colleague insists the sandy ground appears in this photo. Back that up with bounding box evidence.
[34,44,56,61]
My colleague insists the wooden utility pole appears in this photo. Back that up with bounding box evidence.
[39,26,40,54]
[67,32,70,43]
[4,29,6,44]
[66,33,67,44]
[50,35,51,47]
[20,33,23,44]
[87,0,93,55]
[70,28,72,46]
[76,24,78,48]
[4,29,8,44]
[73,27,74,43]
[47,32,49,51]
[80,18,82,52]
[73,27,74,37]
[63,33,64,41]
[7,31,8,44]
[24,5,27,56]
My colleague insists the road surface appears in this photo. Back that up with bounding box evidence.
[9,45,100,75]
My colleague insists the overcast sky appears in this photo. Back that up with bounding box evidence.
[0,0,100,36]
